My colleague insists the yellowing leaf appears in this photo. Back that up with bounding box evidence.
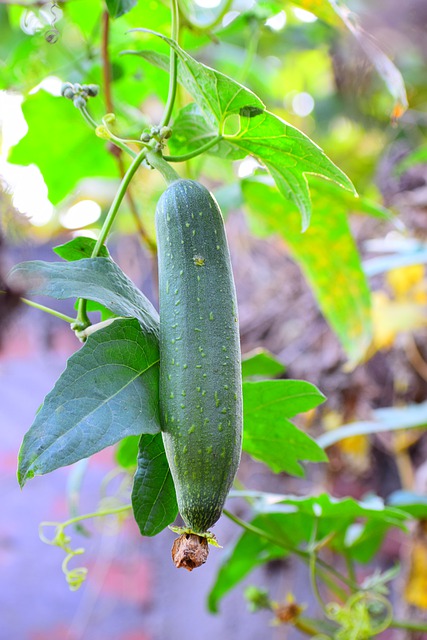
[371,291,427,351]
[386,265,426,302]
[323,410,370,472]
[405,535,427,609]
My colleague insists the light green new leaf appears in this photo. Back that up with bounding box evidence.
[18,319,160,487]
[131,433,178,536]
[243,380,327,475]
[241,348,286,380]
[8,90,117,204]
[8,257,159,337]
[106,0,137,19]
[128,33,354,227]
[53,237,110,261]
[116,435,140,469]
[242,177,389,363]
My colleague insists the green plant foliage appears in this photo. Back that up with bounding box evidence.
[127,34,355,228]
[387,491,427,519]
[53,237,110,261]
[18,318,161,486]
[131,433,178,536]
[8,258,159,336]
[241,348,286,380]
[115,435,140,469]
[8,91,118,204]
[242,177,390,363]
[208,514,288,613]
[209,493,409,612]
[106,0,138,19]
[242,380,327,475]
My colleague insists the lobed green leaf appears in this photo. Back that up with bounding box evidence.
[243,379,327,475]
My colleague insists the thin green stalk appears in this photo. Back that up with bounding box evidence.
[92,145,149,253]
[310,551,329,615]
[240,21,260,84]
[20,297,76,324]
[344,552,357,585]
[76,145,149,327]
[390,620,427,632]
[80,105,98,129]
[163,135,223,162]
[223,509,356,595]
[160,0,179,127]
[80,106,136,159]
[62,504,131,527]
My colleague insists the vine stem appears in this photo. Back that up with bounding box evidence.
[160,0,179,127]
[42,504,132,535]
[390,620,427,632]
[223,509,355,596]
[163,135,223,162]
[16,296,76,324]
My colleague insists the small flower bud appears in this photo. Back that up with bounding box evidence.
[103,113,116,124]
[73,96,87,109]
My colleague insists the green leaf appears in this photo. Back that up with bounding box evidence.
[397,145,427,174]
[131,433,178,536]
[8,257,159,336]
[106,0,137,19]
[210,492,408,610]
[316,401,427,449]
[18,318,160,487]
[127,33,354,228]
[52,240,114,321]
[387,491,427,519]
[241,348,285,380]
[232,111,355,230]
[8,90,117,204]
[243,380,327,475]
[115,435,140,469]
[53,237,109,261]
[168,103,238,160]
[242,177,383,364]
[208,513,289,613]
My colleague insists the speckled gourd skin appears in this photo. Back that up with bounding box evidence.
[156,179,243,534]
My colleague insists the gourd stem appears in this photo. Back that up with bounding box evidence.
[160,0,179,127]
[163,135,223,162]
[146,149,180,185]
